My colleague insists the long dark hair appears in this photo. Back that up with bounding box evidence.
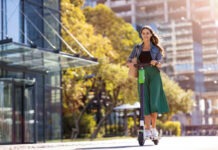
[140,26,164,56]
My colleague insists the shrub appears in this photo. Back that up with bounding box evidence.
[156,120,181,136]
[164,121,181,136]
[63,113,96,138]
[79,113,96,138]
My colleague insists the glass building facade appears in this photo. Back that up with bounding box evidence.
[84,0,97,7]
[0,0,97,144]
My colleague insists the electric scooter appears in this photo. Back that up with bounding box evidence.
[136,63,160,146]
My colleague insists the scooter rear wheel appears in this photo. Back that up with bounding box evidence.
[138,132,145,146]
[152,139,159,145]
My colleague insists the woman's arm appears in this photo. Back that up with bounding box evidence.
[126,45,138,68]
[150,49,162,68]
[155,49,162,68]
[127,45,138,63]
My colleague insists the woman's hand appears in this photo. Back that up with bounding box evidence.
[127,62,134,68]
[156,62,162,68]
[150,60,157,66]
[150,60,162,68]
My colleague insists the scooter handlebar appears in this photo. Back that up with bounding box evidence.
[134,63,151,68]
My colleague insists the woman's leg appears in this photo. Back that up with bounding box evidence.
[151,113,158,128]
[151,112,159,138]
[144,115,152,139]
[144,115,151,130]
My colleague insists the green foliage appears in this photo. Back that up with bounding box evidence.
[105,125,121,136]
[62,113,96,138]
[128,117,134,129]
[61,0,117,60]
[63,114,76,138]
[98,63,138,104]
[96,126,105,138]
[165,121,181,136]
[69,0,85,7]
[79,113,96,138]
[83,4,141,64]
[156,119,164,131]
[156,120,181,136]
[161,72,194,120]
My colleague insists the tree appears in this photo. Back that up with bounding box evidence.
[61,0,115,139]
[83,4,141,64]
[61,0,138,139]
[61,0,117,60]
[90,64,138,139]
[161,72,194,121]
[70,0,84,7]
[61,1,194,140]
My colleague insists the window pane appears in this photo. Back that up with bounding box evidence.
[43,0,59,11]
[6,0,20,42]
[0,81,13,143]
[24,86,35,143]
[14,85,22,143]
[7,71,23,78]
[25,73,44,142]
[43,9,60,50]
[45,72,61,140]
[24,0,43,47]
[0,1,2,40]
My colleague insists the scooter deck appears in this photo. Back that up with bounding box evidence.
[143,134,161,140]
[149,136,161,141]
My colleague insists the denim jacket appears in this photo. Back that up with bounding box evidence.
[127,41,162,63]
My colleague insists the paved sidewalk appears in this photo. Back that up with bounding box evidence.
[1,140,106,150]
[1,136,218,150]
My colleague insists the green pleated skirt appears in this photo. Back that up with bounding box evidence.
[138,66,169,115]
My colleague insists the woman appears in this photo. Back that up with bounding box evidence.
[127,26,169,139]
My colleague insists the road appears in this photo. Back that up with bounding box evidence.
[2,136,218,150]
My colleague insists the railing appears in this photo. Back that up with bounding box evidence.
[203,47,217,51]
[184,125,218,136]
[176,38,193,44]
[165,47,174,51]
[109,0,132,7]
[156,24,171,29]
[116,11,132,17]
[204,78,218,82]
[175,53,193,58]
[202,39,217,44]
[136,0,163,6]
[201,24,216,29]
[194,6,211,12]
[175,23,192,28]
[136,10,164,18]
[162,41,173,46]
[159,32,172,37]
[168,6,187,14]
[176,45,193,50]
[175,30,192,36]
[203,54,218,59]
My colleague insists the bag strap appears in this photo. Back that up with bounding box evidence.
[134,44,140,58]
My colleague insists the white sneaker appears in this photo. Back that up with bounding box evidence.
[151,128,159,139]
[144,129,152,140]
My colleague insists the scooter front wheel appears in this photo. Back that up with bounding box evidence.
[138,132,145,146]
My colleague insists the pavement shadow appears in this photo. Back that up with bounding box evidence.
[76,144,154,149]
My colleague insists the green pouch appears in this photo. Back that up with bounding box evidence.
[138,69,145,84]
